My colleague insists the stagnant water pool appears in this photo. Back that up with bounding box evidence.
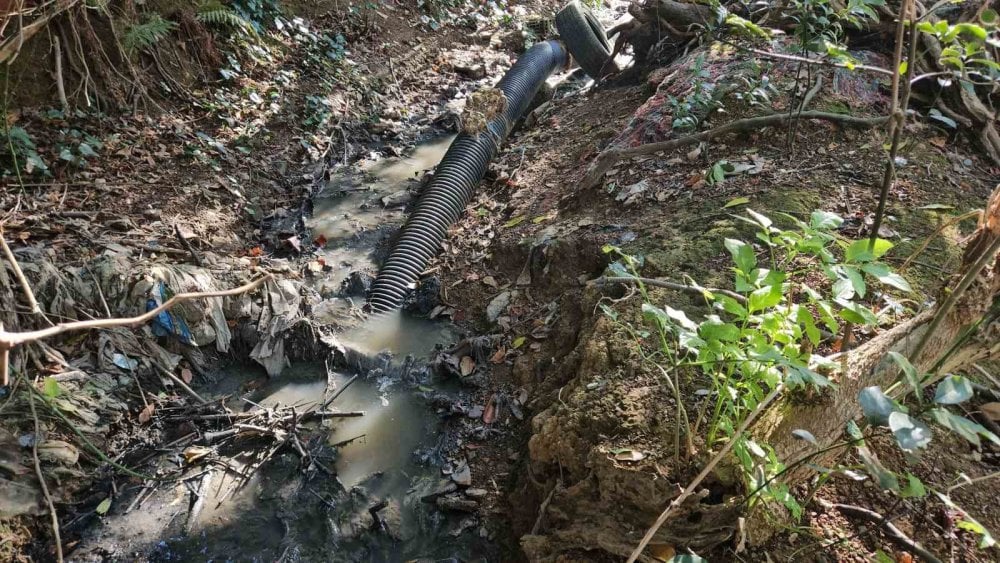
[72,138,502,562]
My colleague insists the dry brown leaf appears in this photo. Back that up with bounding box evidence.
[489,346,506,364]
[183,446,213,464]
[138,403,155,424]
[483,395,496,424]
[180,368,193,384]
[981,402,1000,421]
[648,544,675,562]
[460,356,475,376]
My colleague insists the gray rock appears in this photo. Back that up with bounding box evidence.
[486,291,511,323]
[450,461,472,486]
[464,488,488,499]
[436,494,479,513]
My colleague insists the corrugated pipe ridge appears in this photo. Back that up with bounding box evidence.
[368,40,567,313]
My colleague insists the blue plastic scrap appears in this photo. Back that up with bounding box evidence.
[147,281,193,344]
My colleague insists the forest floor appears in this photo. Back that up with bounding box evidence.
[2,0,1000,562]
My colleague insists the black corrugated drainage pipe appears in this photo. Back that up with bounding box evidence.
[368,40,568,313]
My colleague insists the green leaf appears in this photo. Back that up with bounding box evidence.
[842,266,867,298]
[512,336,526,349]
[845,238,894,263]
[862,262,912,292]
[723,196,750,208]
[930,408,1000,447]
[935,375,974,404]
[873,550,894,563]
[665,306,699,332]
[642,303,669,329]
[745,209,773,229]
[77,142,98,157]
[859,386,895,425]
[698,318,740,342]
[797,307,820,346]
[927,109,958,129]
[957,519,997,549]
[724,238,757,274]
[857,445,898,491]
[954,22,988,40]
[715,294,747,320]
[888,411,933,452]
[43,377,61,399]
[836,300,878,326]
[748,284,783,312]
[503,216,525,228]
[809,210,843,230]
[982,8,998,24]
[96,497,112,515]
[898,61,908,76]
[887,351,922,400]
[847,419,865,443]
[900,473,927,498]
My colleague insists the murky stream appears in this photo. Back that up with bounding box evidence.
[74,139,499,562]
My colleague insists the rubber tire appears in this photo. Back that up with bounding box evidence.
[554,1,615,79]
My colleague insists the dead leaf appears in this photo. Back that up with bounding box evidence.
[180,368,193,384]
[489,346,506,364]
[482,276,498,288]
[483,396,496,424]
[981,402,1000,421]
[460,356,475,377]
[613,449,645,462]
[249,246,263,257]
[648,544,676,562]
[138,403,155,424]
[182,446,213,464]
[314,234,328,247]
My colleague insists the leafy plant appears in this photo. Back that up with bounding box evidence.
[124,14,178,53]
[669,54,721,131]
[196,1,256,34]
[3,125,49,176]
[600,208,918,519]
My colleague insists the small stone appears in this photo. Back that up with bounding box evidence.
[451,461,472,486]
[464,488,488,499]
[436,494,479,513]
[467,406,484,418]
[486,291,511,323]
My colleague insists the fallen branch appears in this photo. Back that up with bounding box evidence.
[823,501,943,563]
[589,276,747,303]
[0,275,273,384]
[581,112,889,190]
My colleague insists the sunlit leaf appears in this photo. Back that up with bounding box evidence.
[859,386,895,425]
[888,411,933,452]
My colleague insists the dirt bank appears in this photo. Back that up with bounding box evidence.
[431,39,1000,562]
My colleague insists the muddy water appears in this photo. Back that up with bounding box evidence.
[71,138,495,562]
[307,135,455,292]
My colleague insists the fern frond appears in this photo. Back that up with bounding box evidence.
[196,2,255,33]
[124,14,178,53]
